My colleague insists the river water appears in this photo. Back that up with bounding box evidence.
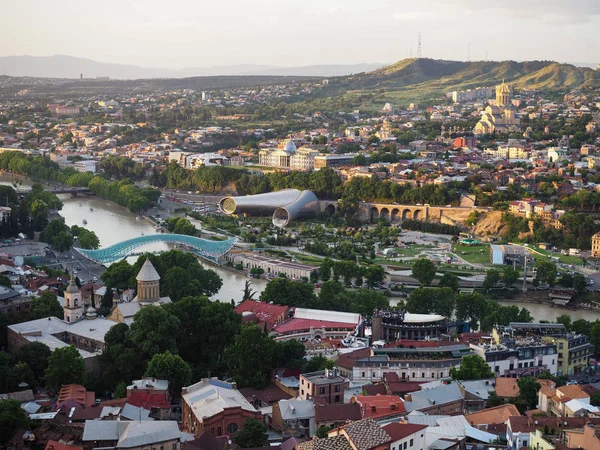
[56,195,267,303]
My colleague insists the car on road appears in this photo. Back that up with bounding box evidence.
[73,270,78,274]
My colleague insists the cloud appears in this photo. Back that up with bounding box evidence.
[430,0,600,23]
[393,11,433,21]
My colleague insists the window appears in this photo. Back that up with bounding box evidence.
[559,343,564,349]
[173,445,177,450]
[217,427,222,436]
[371,406,376,412]
[421,373,425,378]
[410,439,413,447]
[495,365,499,372]
[403,442,407,450]
[372,372,376,377]
[362,372,366,378]
[211,428,215,435]
[227,423,239,434]
[391,404,396,410]
[319,387,325,394]
[335,385,341,392]
[335,395,340,403]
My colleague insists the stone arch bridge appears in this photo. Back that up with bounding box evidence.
[320,201,491,225]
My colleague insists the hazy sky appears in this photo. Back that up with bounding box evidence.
[3,0,600,67]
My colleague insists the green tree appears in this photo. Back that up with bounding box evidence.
[573,273,587,294]
[556,314,572,331]
[225,324,277,388]
[31,291,63,319]
[411,258,437,286]
[44,345,86,390]
[363,265,385,288]
[455,293,488,330]
[0,399,30,443]
[260,278,317,307]
[13,342,51,382]
[114,381,127,399]
[503,266,519,287]
[304,354,334,373]
[242,280,256,302]
[591,391,600,407]
[483,269,501,291]
[145,351,192,397]
[516,377,541,412]
[439,273,459,292]
[129,306,180,360]
[234,419,268,448]
[101,260,136,290]
[406,287,455,317]
[276,340,306,369]
[450,355,494,380]
[77,228,100,250]
[535,260,557,286]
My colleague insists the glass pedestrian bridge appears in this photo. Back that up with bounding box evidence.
[75,234,238,264]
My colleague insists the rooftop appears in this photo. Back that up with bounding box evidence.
[136,258,160,282]
[301,370,345,386]
[182,378,257,422]
[382,423,427,442]
[464,404,520,425]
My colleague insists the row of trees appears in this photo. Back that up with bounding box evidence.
[404,289,532,331]
[40,220,100,252]
[259,277,389,318]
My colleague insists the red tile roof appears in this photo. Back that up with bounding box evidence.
[382,423,427,442]
[235,300,289,331]
[356,395,406,419]
[274,319,356,334]
[56,384,95,409]
[45,441,82,450]
[315,403,362,423]
[335,348,371,371]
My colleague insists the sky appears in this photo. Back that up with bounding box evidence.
[3,0,600,68]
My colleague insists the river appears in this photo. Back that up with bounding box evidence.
[3,172,600,321]
[56,195,267,303]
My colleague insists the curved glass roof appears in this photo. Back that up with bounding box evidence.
[75,234,238,264]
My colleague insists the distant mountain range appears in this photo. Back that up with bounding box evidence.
[0,55,384,79]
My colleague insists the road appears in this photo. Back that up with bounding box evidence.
[42,247,106,284]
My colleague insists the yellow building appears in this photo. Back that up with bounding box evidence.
[541,334,594,376]
[474,81,521,135]
[529,429,555,450]
[592,231,600,258]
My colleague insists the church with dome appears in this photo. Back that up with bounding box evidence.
[474,81,521,136]
[258,139,320,171]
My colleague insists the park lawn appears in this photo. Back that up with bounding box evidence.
[452,243,492,265]
[288,251,325,266]
[526,247,585,266]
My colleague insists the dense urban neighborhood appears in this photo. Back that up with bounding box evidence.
[2,56,600,450]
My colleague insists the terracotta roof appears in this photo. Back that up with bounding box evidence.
[382,423,427,442]
[341,418,392,450]
[235,300,289,331]
[495,377,519,397]
[184,431,226,450]
[363,384,387,396]
[56,384,95,409]
[315,403,361,424]
[335,348,371,371]
[45,441,82,450]
[465,404,521,426]
[274,318,356,334]
[298,436,353,450]
[239,383,293,406]
[508,416,600,433]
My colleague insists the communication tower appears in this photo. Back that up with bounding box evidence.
[417,33,422,59]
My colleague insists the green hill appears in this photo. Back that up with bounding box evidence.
[312,58,600,108]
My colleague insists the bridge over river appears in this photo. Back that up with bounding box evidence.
[75,233,238,264]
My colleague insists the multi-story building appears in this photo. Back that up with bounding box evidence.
[271,399,316,438]
[0,286,30,316]
[73,160,97,174]
[470,338,558,377]
[542,334,594,376]
[592,231,600,258]
[258,140,319,171]
[352,345,472,383]
[82,420,181,450]
[299,369,345,405]
[370,310,470,342]
[126,378,171,419]
[382,423,427,450]
[181,378,260,438]
[313,153,359,169]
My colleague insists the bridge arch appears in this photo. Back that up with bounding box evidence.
[370,207,379,221]
[75,234,238,264]
[402,209,412,220]
[413,209,423,220]
[391,208,400,223]
[380,207,390,221]
[325,204,336,215]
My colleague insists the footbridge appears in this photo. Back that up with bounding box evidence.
[74,234,238,264]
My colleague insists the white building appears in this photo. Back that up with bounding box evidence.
[258,140,319,171]
[73,160,97,174]
[470,340,558,377]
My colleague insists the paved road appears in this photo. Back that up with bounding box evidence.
[43,247,106,284]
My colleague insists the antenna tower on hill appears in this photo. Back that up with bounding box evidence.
[417,33,422,58]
